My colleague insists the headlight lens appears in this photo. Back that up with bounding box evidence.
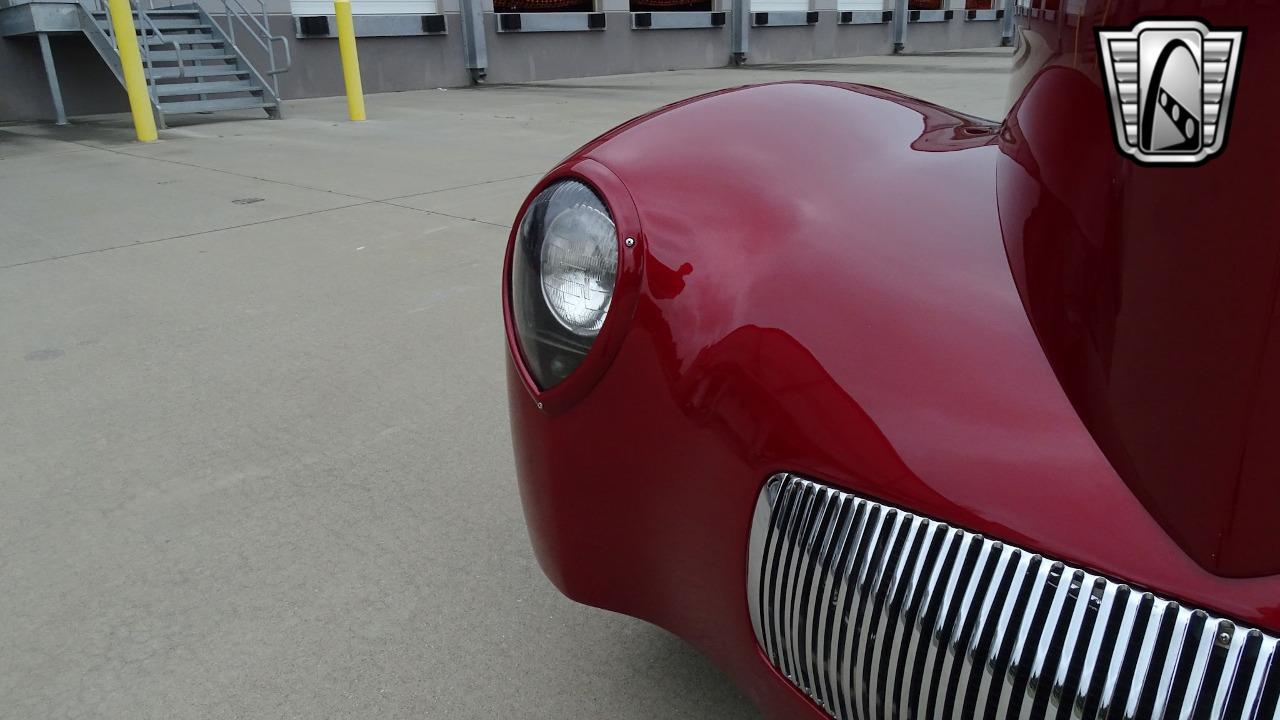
[540,189,617,335]
[510,180,618,389]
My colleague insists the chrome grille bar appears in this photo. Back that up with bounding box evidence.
[747,473,1280,720]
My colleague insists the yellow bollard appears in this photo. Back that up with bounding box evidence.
[106,0,158,142]
[334,0,366,121]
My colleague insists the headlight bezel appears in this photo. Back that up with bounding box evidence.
[502,158,645,412]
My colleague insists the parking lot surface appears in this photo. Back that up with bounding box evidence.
[0,48,1012,719]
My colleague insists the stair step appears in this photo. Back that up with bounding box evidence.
[98,23,210,33]
[92,8,201,16]
[144,49,236,61]
[100,19,209,30]
[100,24,211,34]
[147,64,248,79]
[153,80,259,96]
[146,32,219,45]
[159,96,271,115]
[91,11,205,31]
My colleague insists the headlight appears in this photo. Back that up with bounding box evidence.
[510,180,618,389]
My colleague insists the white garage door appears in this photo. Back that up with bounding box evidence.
[837,0,883,9]
[291,0,439,15]
[751,0,809,11]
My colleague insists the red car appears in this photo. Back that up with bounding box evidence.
[501,0,1280,717]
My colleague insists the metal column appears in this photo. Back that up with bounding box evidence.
[891,0,908,53]
[36,33,68,126]
[1001,0,1016,45]
[730,0,748,65]
[460,0,488,83]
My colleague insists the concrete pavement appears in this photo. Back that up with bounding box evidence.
[0,48,1013,719]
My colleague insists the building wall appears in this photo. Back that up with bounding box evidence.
[0,32,127,121]
[267,14,472,99]
[746,14,895,64]
[0,0,1005,121]
[480,17,733,85]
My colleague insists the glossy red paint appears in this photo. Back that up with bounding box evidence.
[504,5,1280,718]
[1004,0,1280,579]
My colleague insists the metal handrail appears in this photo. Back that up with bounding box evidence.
[86,0,113,42]
[133,0,185,99]
[221,0,292,95]
[81,0,185,100]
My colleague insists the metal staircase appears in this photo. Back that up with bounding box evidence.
[78,0,290,126]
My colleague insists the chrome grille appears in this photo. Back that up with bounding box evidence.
[746,473,1280,720]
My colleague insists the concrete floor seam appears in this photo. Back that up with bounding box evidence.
[377,172,545,203]
[53,136,544,217]
[0,198,516,271]
[0,201,376,270]
[376,201,513,230]
[59,138,372,202]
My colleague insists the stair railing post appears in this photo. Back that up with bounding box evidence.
[211,0,290,104]
[256,0,277,89]
[105,0,158,140]
[135,5,154,98]
[131,2,180,126]
[96,0,115,47]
